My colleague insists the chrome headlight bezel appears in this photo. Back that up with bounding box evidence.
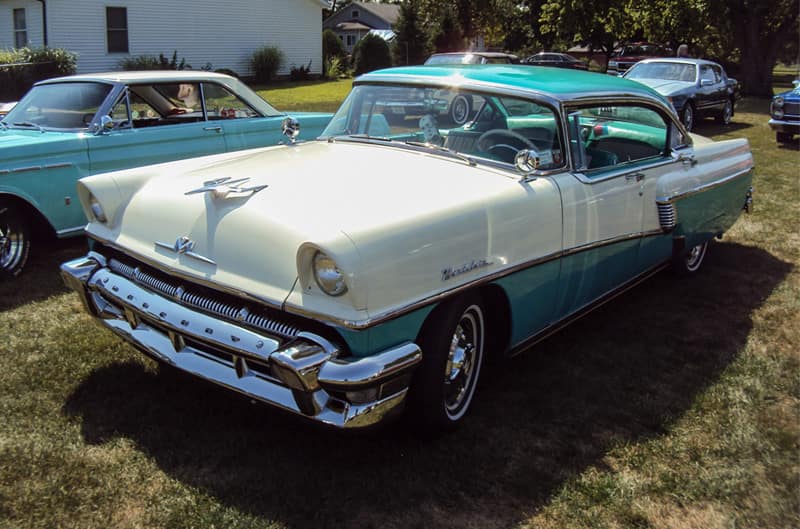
[773,96,784,108]
[312,251,348,297]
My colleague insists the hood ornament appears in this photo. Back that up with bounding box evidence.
[185,177,267,199]
[155,236,216,266]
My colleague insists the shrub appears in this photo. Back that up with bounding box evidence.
[0,46,76,100]
[290,60,313,81]
[118,50,190,71]
[323,29,347,62]
[250,46,284,83]
[324,55,348,80]
[352,34,392,75]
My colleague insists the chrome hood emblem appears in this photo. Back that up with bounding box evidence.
[155,236,216,266]
[185,177,268,199]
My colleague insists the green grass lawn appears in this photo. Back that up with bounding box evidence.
[254,79,352,112]
[0,79,798,529]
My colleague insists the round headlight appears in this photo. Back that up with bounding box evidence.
[773,96,784,108]
[312,251,347,296]
[89,194,108,223]
[773,107,784,119]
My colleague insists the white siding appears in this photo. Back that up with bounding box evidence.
[0,0,43,49]
[2,0,323,75]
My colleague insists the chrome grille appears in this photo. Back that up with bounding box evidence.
[106,257,300,339]
[783,101,800,118]
[657,203,677,232]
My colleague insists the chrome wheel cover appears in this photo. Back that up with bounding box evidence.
[682,105,694,131]
[450,96,469,125]
[443,304,484,420]
[722,101,732,124]
[685,241,708,272]
[0,218,25,271]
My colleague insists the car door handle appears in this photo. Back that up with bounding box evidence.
[203,126,222,133]
[625,172,645,182]
[678,153,697,167]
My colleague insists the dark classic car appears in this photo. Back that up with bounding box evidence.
[0,71,331,280]
[623,58,737,131]
[523,52,588,70]
[769,80,800,144]
[606,43,671,76]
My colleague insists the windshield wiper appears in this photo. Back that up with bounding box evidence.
[404,141,477,166]
[12,121,45,132]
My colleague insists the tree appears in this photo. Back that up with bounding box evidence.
[430,7,464,52]
[704,0,798,96]
[323,29,347,62]
[353,33,392,74]
[392,0,430,65]
[539,0,630,62]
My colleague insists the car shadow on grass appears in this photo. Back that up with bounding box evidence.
[63,241,792,529]
[0,237,86,312]
[695,120,753,136]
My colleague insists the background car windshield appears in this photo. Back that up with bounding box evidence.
[627,62,696,82]
[2,82,111,129]
[425,54,481,65]
[321,84,564,170]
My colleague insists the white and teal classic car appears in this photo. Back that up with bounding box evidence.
[0,71,331,280]
[62,65,754,432]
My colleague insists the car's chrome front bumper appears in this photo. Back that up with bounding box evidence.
[768,118,800,133]
[61,253,421,429]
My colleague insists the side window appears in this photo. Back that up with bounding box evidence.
[203,83,259,120]
[568,105,668,173]
[712,66,722,83]
[700,65,715,83]
[111,90,160,127]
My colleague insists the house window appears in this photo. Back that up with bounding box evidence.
[106,7,129,53]
[13,8,27,48]
[346,35,356,47]
[351,10,359,18]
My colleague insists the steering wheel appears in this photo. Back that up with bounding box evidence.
[476,129,534,163]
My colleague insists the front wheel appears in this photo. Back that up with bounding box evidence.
[408,294,486,433]
[681,102,695,131]
[672,240,709,275]
[0,201,31,280]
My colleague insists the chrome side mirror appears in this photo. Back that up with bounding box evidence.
[282,116,300,143]
[515,148,540,178]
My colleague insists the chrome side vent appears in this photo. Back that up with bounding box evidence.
[658,202,677,232]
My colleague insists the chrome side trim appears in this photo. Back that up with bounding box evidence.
[656,167,753,204]
[12,166,42,173]
[56,225,87,237]
[290,230,669,330]
[44,162,73,170]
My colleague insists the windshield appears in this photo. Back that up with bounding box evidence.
[620,45,667,57]
[425,54,482,65]
[2,82,112,130]
[320,84,564,170]
[626,62,696,82]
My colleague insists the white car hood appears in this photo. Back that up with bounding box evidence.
[87,141,518,313]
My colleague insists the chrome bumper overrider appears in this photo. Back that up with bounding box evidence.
[61,253,421,428]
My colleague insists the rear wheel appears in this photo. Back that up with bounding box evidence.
[0,200,31,280]
[408,293,485,433]
[672,240,709,275]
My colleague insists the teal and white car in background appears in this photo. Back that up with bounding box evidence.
[0,71,332,279]
[62,65,754,432]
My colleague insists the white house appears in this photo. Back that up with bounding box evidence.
[0,0,327,76]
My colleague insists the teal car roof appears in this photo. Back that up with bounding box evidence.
[358,64,668,104]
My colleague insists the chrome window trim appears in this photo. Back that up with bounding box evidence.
[656,167,754,204]
[571,155,679,184]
